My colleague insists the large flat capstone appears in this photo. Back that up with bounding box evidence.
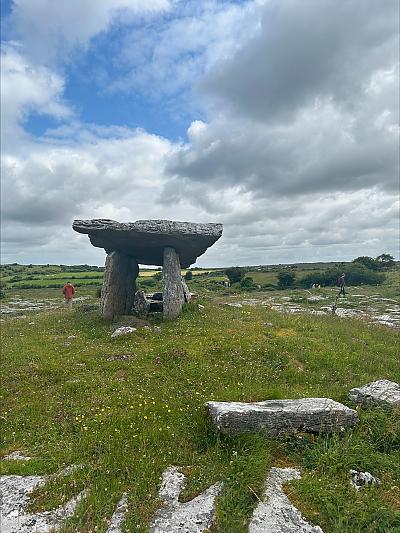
[348,379,400,408]
[72,219,223,268]
[206,398,358,436]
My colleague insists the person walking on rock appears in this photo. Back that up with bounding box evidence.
[62,281,75,309]
[338,273,346,297]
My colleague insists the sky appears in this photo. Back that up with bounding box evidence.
[1,0,399,267]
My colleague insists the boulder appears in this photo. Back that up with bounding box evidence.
[73,219,223,268]
[348,379,400,407]
[206,398,358,436]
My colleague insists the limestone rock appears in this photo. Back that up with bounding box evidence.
[181,277,191,303]
[163,247,185,320]
[111,326,137,339]
[348,379,400,407]
[107,493,128,533]
[249,467,324,532]
[133,291,150,316]
[149,466,221,532]
[100,252,138,319]
[0,474,85,532]
[73,219,223,268]
[206,398,358,436]
[349,470,381,491]
[3,451,31,461]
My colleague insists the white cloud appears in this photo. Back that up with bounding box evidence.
[8,0,171,63]
[1,43,72,147]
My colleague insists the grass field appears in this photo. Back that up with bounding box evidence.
[1,265,399,532]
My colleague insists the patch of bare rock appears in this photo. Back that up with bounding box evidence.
[206,398,358,436]
[249,467,324,532]
[149,466,222,532]
[348,379,400,407]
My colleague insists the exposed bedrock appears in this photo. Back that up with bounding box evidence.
[206,398,359,437]
[100,252,138,319]
[73,219,223,268]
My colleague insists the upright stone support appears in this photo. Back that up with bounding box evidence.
[163,247,185,319]
[100,252,139,319]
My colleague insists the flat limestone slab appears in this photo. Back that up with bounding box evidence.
[249,467,324,532]
[206,398,358,436]
[73,219,223,268]
[348,379,400,407]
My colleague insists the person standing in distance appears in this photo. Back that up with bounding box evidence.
[62,281,75,309]
[338,273,346,297]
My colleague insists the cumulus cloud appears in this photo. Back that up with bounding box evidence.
[1,43,72,146]
[7,0,171,64]
[162,0,399,261]
[1,0,399,265]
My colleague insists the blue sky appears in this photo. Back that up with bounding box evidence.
[1,0,398,266]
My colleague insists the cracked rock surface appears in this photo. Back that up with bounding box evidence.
[206,398,358,436]
[249,467,324,533]
[149,466,222,532]
[0,474,84,533]
[348,379,400,407]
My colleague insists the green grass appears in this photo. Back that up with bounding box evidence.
[1,295,399,532]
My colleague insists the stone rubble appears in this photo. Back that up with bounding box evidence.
[348,379,400,407]
[249,467,324,532]
[149,466,222,532]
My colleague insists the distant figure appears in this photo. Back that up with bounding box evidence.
[337,273,346,296]
[62,282,75,309]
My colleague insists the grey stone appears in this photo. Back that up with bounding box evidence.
[3,451,31,461]
[149,466,221,532]
[348,379,400,407]
[107,493,128,533]
[133,290,150,316]
[249,467,324,532]
[181,277,191,303]
[163,247,185,320]
[73,219,223,268]
[206,398,358,436]
[111,326,137,339]
[349,470,381,491]
[100,252,139,319]
[0,474,85,533]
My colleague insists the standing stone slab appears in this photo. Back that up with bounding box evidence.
[348,380,400,408]
[206,398,358,436]
[100,252,138,319]
[149,466,221,532]
[181,277,191,303]
[163,247,185,320]
[249,467,324,533]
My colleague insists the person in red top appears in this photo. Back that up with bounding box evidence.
[62,282,75,309]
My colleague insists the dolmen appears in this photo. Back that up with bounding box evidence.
[73,219,222,319]
[206,398,358,437]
